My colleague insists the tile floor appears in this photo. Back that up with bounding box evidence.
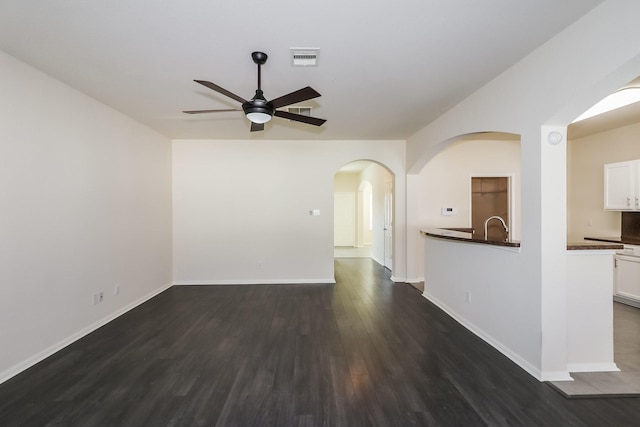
[549,302,640,398]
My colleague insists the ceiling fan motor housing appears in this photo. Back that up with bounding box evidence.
[243,89,274,123]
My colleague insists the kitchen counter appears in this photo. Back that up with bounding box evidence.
[567,241,623,250]
[421,229,623,250]
[421,228,520,248]
[585,236,640,245]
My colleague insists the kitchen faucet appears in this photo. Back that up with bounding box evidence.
[484,215,509,240]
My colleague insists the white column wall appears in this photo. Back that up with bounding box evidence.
[566,251,617,372]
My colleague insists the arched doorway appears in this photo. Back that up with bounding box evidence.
[563,75,640,394]
[333,160,394,270]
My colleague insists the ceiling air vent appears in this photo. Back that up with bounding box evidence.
[291,48,319,67]
[286,107,312,118]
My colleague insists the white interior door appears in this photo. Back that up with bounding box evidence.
[383,180,393,270]
[334,192,355,246]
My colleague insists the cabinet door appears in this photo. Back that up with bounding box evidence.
[615,255,640,302]
[604,161,634,210]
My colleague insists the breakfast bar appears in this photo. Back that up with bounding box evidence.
[420,228,622,378]
[420,228,623,251]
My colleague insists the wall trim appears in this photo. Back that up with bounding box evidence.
[0,282,173,385]
[539,371,573,382]
[613,295,640,308]
[567,363,620,373]
[422,291,571,382]
[370,255,384,266]
[173,278,336,286]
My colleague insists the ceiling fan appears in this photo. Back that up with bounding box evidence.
[184,51,326,132]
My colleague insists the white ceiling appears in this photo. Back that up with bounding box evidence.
[0,0,607,141]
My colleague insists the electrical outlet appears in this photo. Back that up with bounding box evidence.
[466,291,472,303]
[114,284,120,295]
[92,293,99,306]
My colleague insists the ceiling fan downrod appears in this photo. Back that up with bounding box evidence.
[252,51,268,92]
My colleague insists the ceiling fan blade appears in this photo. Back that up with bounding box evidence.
[183,109,240,114]
[250,122,264,132]
[274,110,326,126]
[268,86,321,109]
[194,80,248,104]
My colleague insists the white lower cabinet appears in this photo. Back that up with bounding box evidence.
[614,253,640,307]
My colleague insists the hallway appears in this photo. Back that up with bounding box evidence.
[1,259,640,426]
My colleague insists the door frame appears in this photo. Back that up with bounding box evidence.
[468,174,514,237]
[333,160,395,272]
[383,179,393,270]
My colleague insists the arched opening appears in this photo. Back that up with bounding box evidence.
[565,75,640,393]
[416,131,521,239]
[415,132,522,289]
[333,160,394,270]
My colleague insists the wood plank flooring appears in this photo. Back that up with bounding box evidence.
[1,258,640,426]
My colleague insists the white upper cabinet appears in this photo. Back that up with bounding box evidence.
[604,160,640,210]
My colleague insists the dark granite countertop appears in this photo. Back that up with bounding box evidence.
[420,228,520,248]
[421,229,623,250]
[567,240,623,250]
[585,236,640,245]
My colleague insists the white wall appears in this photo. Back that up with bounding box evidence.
[334,172,359,192]
[423,237,539,377]
[407,1,640,380]
[0,51,173,382]
[568,121,640,240]
[172,139,406,284]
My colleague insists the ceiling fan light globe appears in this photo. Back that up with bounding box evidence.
[246,112,272,124]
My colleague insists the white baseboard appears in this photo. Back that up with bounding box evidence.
[0,282,173,385]
[567,363,620,373]
[613,295,640,308]
[421,291,569,382]
[370,255,384,266]
[540,371,573,382]
[173,278,336,286]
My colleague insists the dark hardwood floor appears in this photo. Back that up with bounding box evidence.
[1,258,640,426]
